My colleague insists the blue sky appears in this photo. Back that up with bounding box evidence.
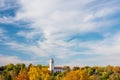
[0,0,120,66]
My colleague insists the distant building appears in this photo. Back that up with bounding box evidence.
[49,58,63,72]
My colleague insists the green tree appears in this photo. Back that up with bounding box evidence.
[108,73,120,80]
[5,63,14,72]
[73,66,80,71]
[63,66,70,72]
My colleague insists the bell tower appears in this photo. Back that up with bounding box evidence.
[49,58,54,72]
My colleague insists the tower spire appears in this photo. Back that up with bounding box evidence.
[49,58,54,72]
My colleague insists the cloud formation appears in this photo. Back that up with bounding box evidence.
[0,0,120,66]
[0,54,28,66]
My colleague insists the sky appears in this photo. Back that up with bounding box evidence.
[0,0,120,66]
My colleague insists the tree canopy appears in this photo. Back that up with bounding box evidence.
[0,64,120,80]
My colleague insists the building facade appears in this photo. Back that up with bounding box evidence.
[49,58,63,72]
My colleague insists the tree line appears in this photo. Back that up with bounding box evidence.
[0,63,120,80]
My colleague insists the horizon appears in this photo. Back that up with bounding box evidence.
[0,0,120,66]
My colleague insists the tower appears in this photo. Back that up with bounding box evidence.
[49,58,54,72]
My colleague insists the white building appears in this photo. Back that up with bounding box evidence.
[49,58,63,72]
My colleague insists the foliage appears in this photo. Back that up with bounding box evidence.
[0,64,120,80]
[28,65,51,80]
[15,68,29,80]
[62,69,90,80]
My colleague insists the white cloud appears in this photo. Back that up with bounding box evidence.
[84,6,119,22]
[0,0,120,66]
[0,28,10,42]
[0,0,4,8]
[65,54,120,67]
[71,32,120,55]
[2,29,120,66]
[15,0,119,40]
[93,33,120,55]
[0,16,15,23]
[0,0,19,11]
[0,54,30,66]
[15,0,120,65]
[17,30,43,39]
[5,31,120,60]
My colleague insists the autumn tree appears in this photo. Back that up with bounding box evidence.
[15,68,29,80]
[28,65,51,80]
[62,69,90,80]
[63,66,70,72]
[113,66,120,73]
[108,73,120,80]
[73,66,80,71]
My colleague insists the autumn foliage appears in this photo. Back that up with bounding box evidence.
[62,70,90,80]
[0,64,120,80]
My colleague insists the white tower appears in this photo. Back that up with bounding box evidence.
[49,58,54,72]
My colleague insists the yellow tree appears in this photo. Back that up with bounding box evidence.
[28,66,41,80]
[15,69,29,80]
[40,67,51,80]
[62,69,90,80]
[28,66,51,80]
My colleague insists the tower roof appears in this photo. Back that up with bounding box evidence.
[50,58,54,63]
[50,58,54,60]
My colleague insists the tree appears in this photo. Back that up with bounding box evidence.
[36,64,42,69]
[100,72,110,80]
[104,65,113,74]
[113,66,120,73]
[15,69,29,80]
[87,67,95,76]
[63,70,90,80]
[73,66,80,71]
[5,63,14,72]
[28,66,51,80]
[0,66,6,72]
[108,73,120,80]
[28,66,41,80]
[63,66,70,72]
